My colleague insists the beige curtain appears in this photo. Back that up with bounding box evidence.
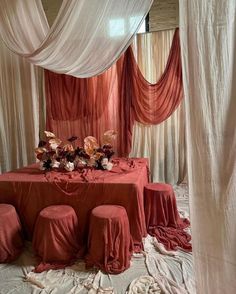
[0,39,43,173]
[180,0,236,292]
[130,30,186,184]
[0,0,153,78]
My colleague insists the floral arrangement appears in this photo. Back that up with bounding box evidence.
[34,130,117,172]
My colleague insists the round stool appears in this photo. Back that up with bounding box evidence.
[144,183,186,228]
[86,205,133,274]
[144,183,191,252]
[0,204,23,262]
[32,205,79,263]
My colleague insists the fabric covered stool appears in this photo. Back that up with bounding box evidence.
[144,183,192,252]
[0,204,23,262]
[32,205,79,271]
[86,205,133,274]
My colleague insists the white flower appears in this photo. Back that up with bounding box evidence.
[51,160,60,168]
[101,158,109,168]
[101,158,113,171]
[64,161,75,172]
[50,143,58,150]
[106,162,113,171]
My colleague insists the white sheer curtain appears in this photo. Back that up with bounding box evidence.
[180,0,236,292]
[130,30,186,184]
[0,39,43,173]
[0,0,153,78]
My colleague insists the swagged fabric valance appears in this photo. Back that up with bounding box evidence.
[0,0,153,78]
[45,29,183,156]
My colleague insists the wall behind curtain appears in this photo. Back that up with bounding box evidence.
[0,39,43,173]
[130,29,186,184]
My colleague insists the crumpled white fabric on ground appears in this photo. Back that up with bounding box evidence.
[127,274,187,294]
[143,235,195,294]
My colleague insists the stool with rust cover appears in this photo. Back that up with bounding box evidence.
[86,205,133,274]
[144,183,192,252]
[32,205,80,272]
[0,204,24,262]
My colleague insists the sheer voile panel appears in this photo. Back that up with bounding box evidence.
[0,0,153,78]
[0,39,43,173]
[179,0,236,292]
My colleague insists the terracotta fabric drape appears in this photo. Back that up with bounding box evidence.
[0,158,148,252]
[144,183,191,252]
[0,204,23,262]
[32,205,80,273]
[86,205,133,274]
[45,29,183,156]
[130,29,186,184]
[123,30,183,125]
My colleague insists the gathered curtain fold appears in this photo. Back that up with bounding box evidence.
[0,0,153,78]
[45,29,183,157]
[130,29,186,184]
[123,30,183,125]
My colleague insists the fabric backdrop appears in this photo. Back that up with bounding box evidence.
[0,38,43,173]
[0,0,153,77]
[180,0,236,293]
[130,30,186,183]
[0,28,185,182]
[45,29,183,160]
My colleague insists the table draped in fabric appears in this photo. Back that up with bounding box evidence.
[0,158,148,254]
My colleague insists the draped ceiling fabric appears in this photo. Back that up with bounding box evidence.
[0,39,43,173]
[130,30,186,183]
[0,0,153,78]
[180,0,236,293]
[45,29,183,158]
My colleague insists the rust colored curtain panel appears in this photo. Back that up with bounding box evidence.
[125,29,183,125]
[45,29,182,156]
[45,61,130,156]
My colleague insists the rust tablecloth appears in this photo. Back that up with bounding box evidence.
[0,158,148,254]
